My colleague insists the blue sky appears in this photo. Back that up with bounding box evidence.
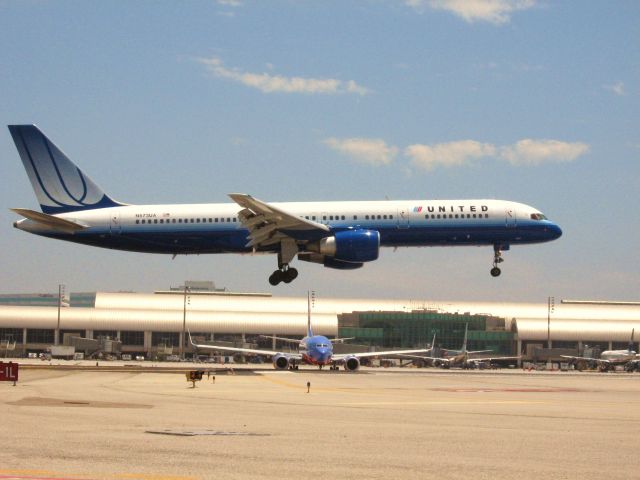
[1,0,638,302]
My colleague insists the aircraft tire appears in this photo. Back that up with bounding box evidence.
[283,268,298,283]
[490,267,501,277]
[269,271,282,286]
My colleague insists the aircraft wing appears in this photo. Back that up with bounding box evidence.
[466,355,521,363]
[332,337,355,344]
[259,334,302,345]
[190,333,301,360]
[229,193,329,248]
[560,355,610,365]
[332,348,432,361]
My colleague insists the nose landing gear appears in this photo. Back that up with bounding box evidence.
[490,244,505,277]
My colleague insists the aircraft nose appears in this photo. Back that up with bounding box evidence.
[318,349,330,361]
[549,223,562,239]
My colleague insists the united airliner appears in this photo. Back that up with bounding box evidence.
[562,329,640,372]
[423,324,520,369]
[8,125,562,285]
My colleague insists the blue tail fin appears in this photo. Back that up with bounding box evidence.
[8,125,123,214]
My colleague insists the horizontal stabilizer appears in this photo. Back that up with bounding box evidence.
[11,208,86,233]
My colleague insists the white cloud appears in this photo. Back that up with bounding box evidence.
[195,57,371,95]
[403,138,589,170]
[405,140,496,170]
[324,138,398,166]
[325,135,588,170]
[217,0,242,6]
[407,0,536,25]
[499,139,590,165]
[604,82,625,96]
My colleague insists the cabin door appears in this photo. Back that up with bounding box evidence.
[505,208,517,228]
[397,207,410,229]
[110,213,122,236]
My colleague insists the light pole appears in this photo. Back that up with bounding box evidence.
[181,286,190,360]
[307,290,316,332]
[547,296,555,349]
[56,284,65,346]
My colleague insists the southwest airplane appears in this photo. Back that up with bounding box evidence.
[189,292,431,371]
[8,125,562,285]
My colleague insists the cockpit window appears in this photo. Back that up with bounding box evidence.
[530,213,547,221]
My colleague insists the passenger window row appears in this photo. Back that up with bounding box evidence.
[301,214,395,221]
[135,217,237,225]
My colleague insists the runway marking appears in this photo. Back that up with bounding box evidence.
[116,475,196,479]
[0,471,195,480]
[0,471,90,480]
[429,387,588,393]
[7,397,152,409]
[256,375,564,400]
[337,400,548,406]
[256,373,380,394]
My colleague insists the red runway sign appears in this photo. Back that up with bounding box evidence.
[0,361,19,383]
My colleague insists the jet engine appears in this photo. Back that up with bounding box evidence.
[343,355,360,371]
[307,229,380,263]
[272,354,290,370]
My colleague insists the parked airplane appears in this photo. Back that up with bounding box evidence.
[8,124,562,285]
[561,329,640,372]
[189,293,431,371]
[426,324,520,369]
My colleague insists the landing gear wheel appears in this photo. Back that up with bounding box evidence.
[283,268,298,284]
[269,265,299,285]
[269,270,283,286]
[490,267,501,277]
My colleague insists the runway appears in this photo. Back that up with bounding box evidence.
[2,365,639,479]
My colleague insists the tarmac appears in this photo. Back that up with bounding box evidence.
[1,362,640,480]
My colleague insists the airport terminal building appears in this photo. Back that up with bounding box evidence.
[0,283,638,362]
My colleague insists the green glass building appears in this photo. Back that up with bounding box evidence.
[338,311,515,355]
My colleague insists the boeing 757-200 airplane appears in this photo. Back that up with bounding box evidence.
[8,125,562,285]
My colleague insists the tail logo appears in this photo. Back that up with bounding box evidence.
[9,125,121,214]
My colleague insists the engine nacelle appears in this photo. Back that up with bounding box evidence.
[298,253,363,270]
[272,354,290,370]
[323,258,364,270]
[343,355,360,371]
[308,229,379,263]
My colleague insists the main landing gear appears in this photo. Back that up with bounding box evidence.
[490,244,505,277]
[269,266,298,286]
[269,238,299,286]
